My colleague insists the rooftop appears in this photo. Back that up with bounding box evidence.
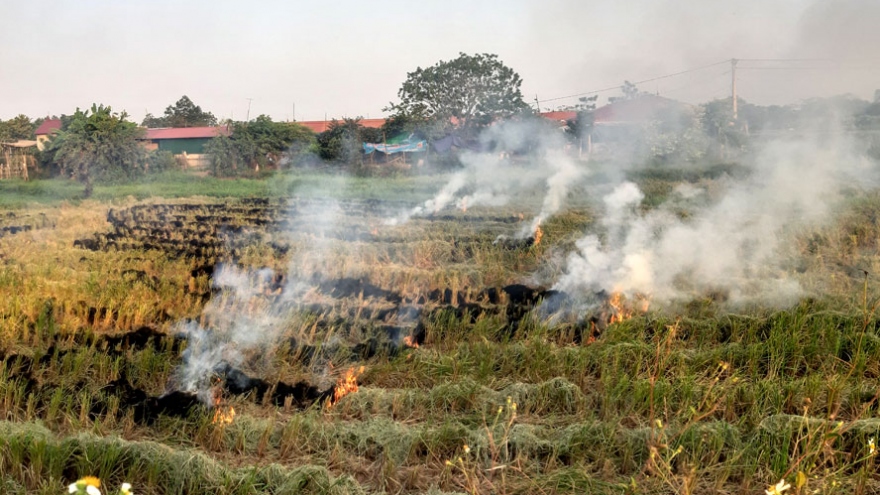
[143,126,230,140]
[297,118,386,134]
[34,119,62,135]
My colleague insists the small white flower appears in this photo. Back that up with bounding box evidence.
[68,483,79,494]
[765,479,790,495]
[120,482,132,494]
[86,485,102,495]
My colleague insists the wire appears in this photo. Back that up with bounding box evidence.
[736,58,833,63]
[537,59,730,104]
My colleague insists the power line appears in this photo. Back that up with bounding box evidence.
[537,59,730,104]
[737,58,833,63]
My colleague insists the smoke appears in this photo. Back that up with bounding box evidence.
[554,131,877,308]
[387,119,588,238]
[172,188,348,399]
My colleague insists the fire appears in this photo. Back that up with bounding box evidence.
[460,198,468,213]
[403,335,419,349]
[327,366,365,407]
[607,292,651,325]
[607,292,630,324]
[212,405,236,425]
[211,390,236,425]
[533,226,544,246]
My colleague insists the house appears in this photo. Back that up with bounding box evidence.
[34,119,62,151]
[542,96,692,156]
[539,111,578,126]
[593,95,688,126]
[297,118,386,134]
[141,125,230,167]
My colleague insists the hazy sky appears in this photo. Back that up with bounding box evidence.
[2,0,879,122]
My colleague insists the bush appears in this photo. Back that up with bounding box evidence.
[146,151,179,174]
[205,134,247,177]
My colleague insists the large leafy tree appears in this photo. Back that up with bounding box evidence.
[142,95,217,128]
[386,53,530,137]
[52,104,145,197]
[0,114,35,142]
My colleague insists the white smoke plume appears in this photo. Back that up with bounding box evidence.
[173,191,348,397]
[387,119,588,238]
[554,133,876,308]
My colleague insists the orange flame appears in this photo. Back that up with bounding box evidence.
[533,226,544,246]
[608,292,630,324]
[211,389,236,425]
[403,335,419,349]
[460,198,468,213]
[607,292,651,325]
[327,366,365,407]
[212,405,236,425]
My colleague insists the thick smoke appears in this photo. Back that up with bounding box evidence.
[386,119,587,238]
[172,191,347,398]
[554,132,877,308]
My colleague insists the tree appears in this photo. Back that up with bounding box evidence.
[564,95,598,142]
[51,104,145,197]
[609,80,647,103]
[205,115,315,176]
[315,118,367,163]
[205,134,247,177]
[386,53,530,137]
[0,114,35,142]
[143,95,217,128]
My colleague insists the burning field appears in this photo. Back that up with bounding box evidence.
[2,150,880,494]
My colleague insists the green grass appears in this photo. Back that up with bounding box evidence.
[0,170,453,209]
[4,163,880,494]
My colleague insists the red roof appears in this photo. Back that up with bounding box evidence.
[35,119,62,135]
[143,126,230,140]
[297,118,386,134]
[539,111,578,122]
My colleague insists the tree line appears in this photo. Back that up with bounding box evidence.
[5,52,880,196]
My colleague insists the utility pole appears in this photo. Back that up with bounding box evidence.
[731,58,738,121]
[534,94,541,113]
[245,98,253,122]
[292,102,296,122]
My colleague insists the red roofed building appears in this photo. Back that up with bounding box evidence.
[140,125,230,168]
[593,95,686,125]
[34,118,62,150]
[141,125,230,153]
[297,118,386,134]
[539,111,578,123]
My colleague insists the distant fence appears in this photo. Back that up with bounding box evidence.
[1,143,34,180]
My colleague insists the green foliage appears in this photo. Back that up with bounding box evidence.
[50,104,145,197]
[142,95,217,128]
[205,116,315,176]
[0,115,35,142]
[205,133,247,177]
[146,150,179,173]
[387,52,531,137]
[644,106,709,164]
[315,118,368,164]
[235,115,316,167]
